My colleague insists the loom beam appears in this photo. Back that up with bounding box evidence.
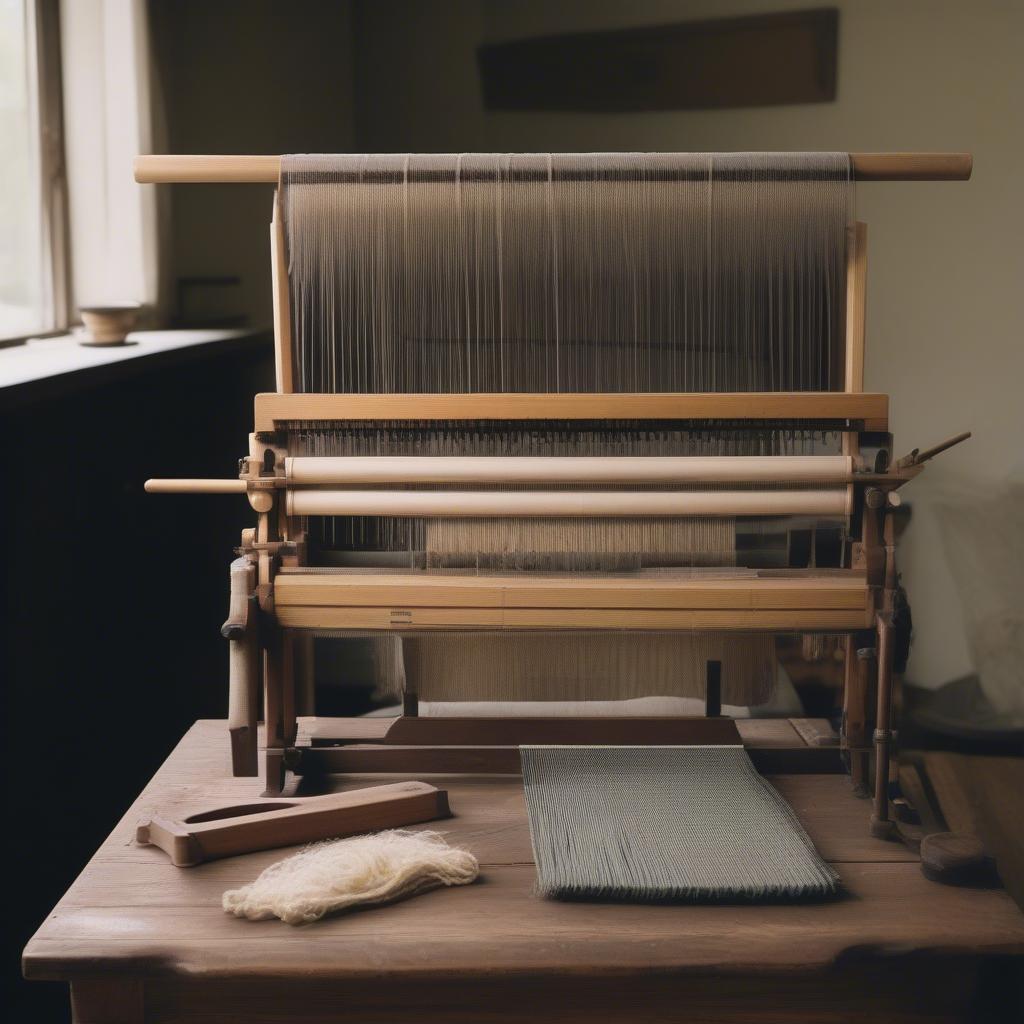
[134,152,974,183]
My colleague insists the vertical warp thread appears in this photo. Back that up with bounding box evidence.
[280,153,852,394]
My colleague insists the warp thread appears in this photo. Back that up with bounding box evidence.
[281,152,852,395]
[388,632,776,705]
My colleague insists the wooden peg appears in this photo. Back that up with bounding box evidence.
[896,431,971,469]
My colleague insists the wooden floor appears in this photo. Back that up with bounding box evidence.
[23,720,1024,1023]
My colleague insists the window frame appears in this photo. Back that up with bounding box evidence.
[0,0,70,349]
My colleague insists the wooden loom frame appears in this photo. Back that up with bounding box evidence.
[141,152,971,839]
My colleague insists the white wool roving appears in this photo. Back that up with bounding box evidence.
[223,829,479,925]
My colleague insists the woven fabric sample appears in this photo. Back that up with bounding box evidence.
[522,745,839,901]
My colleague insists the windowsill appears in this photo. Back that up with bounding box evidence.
[0,327,271,409]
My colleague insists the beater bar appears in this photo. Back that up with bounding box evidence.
[254,392,889,430]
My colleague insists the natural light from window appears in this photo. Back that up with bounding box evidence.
[0,0,44,340]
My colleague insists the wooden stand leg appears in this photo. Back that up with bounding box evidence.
[841,637,856,780]
[281,630,297,746]
[264,747,288,797]
[854,645,877,797]
[842,634,875,797]
[403,690,419,717]
[871,612,896,838]
[229,721,259,778]
[70,979,143,1024]
[263,632,286,749]
[263,630,289,797]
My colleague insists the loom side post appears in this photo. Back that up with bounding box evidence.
[270,189,294,393]
[844,222,868,396]
[871,611,896,838]
[842,221,867,491]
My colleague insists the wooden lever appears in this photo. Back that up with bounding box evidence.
[136,782,451,867]
[896,431,972,470]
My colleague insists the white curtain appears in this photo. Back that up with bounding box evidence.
[60,0,159,314]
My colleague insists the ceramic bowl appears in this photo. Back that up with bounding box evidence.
[79,302,141,346]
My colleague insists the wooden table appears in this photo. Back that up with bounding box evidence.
[24,721,1024,1023]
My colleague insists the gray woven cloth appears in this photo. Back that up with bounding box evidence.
[521,745,839,902]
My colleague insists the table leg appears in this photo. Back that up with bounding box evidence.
[70,979,143,1024]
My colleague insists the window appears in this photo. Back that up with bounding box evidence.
[0,0,66,342]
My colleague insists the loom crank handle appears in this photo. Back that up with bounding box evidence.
[144,478,276,512]
[895,431,971,470]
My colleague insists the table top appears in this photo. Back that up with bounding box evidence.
[23,720,1024,985]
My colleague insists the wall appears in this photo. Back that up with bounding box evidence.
[150,0,356,326]
[355,0,1024,688]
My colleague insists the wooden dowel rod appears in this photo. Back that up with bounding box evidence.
[135,154,282,183]
[134,153,973,184]
[851,152,972,181]
[895,431,972,469]
[286,455,855,485]
[286,488,852,518]
[144,479,246,494]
